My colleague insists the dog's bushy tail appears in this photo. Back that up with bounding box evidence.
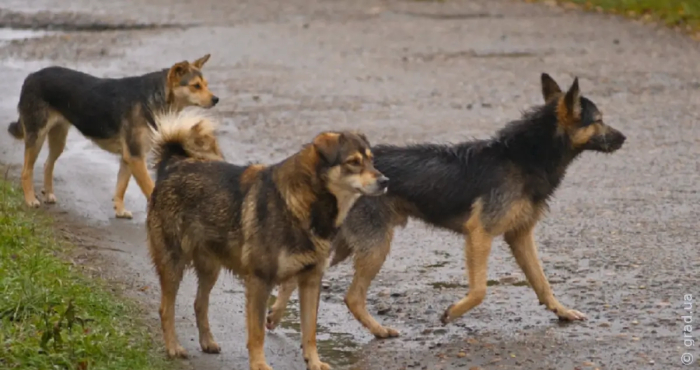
[151,109,223,180]
[7,120,24,139]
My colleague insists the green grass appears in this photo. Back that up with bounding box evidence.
[560,0,700,33]
[0,180,171,370]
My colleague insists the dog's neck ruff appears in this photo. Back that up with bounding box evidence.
[272,148,340,241]
[493,103,583,202]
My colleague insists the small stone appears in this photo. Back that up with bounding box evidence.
[377,304,391,315]
[457,351,466,358]
[598,322,611,328]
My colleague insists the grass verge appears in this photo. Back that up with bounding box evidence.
[0,179,170,370]
[538,1,700,37]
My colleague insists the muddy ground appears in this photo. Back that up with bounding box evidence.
[1,0,699,369]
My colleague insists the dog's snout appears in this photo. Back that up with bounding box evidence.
[377,176,389,189]
[211,96,220,106]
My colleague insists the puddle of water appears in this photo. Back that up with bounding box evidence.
[0,28,53,43]
[275,298,360,368]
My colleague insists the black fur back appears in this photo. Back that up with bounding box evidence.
[19,66,168,139]
[354,100,581,233]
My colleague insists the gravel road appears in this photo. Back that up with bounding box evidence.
[1,1,698,369]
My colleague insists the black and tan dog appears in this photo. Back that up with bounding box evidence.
[267,74,627,338]
[146,110,388,370]
[6,54,218,218]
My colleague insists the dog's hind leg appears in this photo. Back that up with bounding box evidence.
[113,160,133,219]
[42,122,69,204]
[440,217,493,325]
[345,231,399,338]
[298,267,331,370]
[266,278,296,330]
[504,227,586,321]
[245,275,274,370]
[193,254,222,354]
[20,122,46,208]
[154,255,187,358]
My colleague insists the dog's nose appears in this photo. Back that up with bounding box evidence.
[212,96,220,106]
[377,176,389,189]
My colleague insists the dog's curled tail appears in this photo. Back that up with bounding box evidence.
[151,109,224,179]
[7,120,24,139]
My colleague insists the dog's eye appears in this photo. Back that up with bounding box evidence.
[193,83,202,89]
[346,158,362,166]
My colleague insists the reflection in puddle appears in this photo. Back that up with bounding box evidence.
[273,296,360,368]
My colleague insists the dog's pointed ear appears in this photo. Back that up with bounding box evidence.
[313,132,342,165]
[541,73,562,102]
[192,54,211,69]
[563,77,581,118]
[167,61,190,85]
[350,130,370,147]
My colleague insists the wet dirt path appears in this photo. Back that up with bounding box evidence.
[1,1,699,369]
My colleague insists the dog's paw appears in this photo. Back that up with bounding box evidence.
[166,345,188,359]
[26,197,41,208]
[200,337,221,354]
[372,326,400,339]
[266,309,283,330]
[44,193,57,204]
[554,308,587,321]
[115,209,133,219]
[250,361,273,370]
[306,360,331,370]
[440,304,455,325]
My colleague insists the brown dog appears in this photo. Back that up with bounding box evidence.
[7,54,218,218]
[146,109,388,370]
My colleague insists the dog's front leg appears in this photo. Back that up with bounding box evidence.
[113,159,133,219]
[298,268,331,370]
[245,275,274,370]
[124,156,154,199]
[504,227,586,321]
